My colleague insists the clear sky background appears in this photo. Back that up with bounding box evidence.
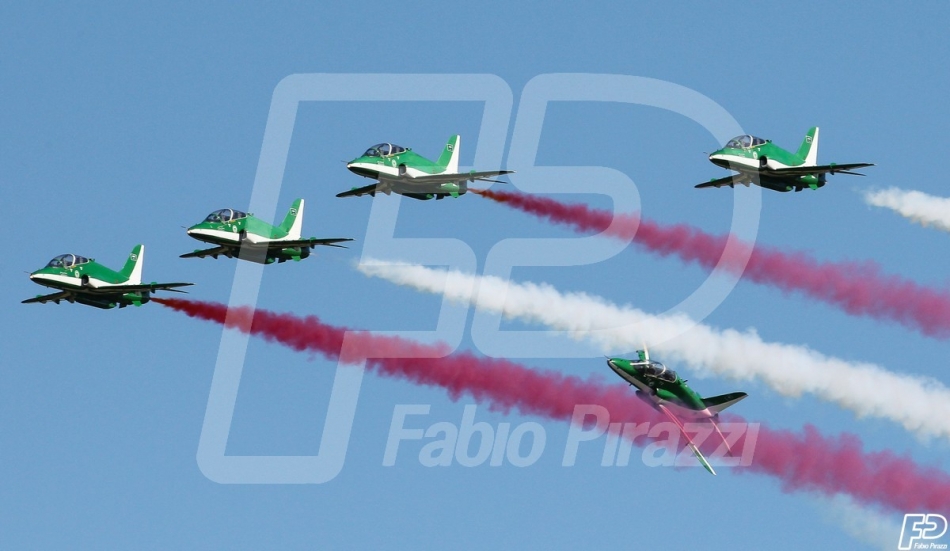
[2,3,949,549]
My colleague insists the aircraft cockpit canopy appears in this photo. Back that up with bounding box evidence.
[203,208,248,223]
[46,254,90,269]
[363,143,407,158]
[642,361,677,383]
[724,135,767,149]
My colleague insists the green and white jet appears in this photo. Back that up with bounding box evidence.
[23,244,192,309]
[607,350,747,475]
[338,135,513,200]
[696,127,873,192]
[181,198,353,264]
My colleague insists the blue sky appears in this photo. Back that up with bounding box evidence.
[2,2,949,549]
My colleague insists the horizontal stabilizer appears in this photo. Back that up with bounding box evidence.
[765,162,874,177]
[702,392,748,414]
[277,237,353,249]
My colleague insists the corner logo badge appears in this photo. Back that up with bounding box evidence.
[899,514,948,550]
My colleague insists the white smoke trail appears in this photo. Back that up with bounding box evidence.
[816,495,903,551]
[359,259,950,441]
[864,188,950,233]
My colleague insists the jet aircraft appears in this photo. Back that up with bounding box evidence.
[607,350,747,475]
[338,135,513,200]
[696,127,873,192]
[181,198,353,264]
[23,244,192,309]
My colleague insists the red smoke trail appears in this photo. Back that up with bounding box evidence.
[158,297,950,512]
[473,189,950,338]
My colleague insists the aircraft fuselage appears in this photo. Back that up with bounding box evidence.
[607,358,713,419]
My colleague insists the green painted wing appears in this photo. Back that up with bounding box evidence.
[22,291,72,304]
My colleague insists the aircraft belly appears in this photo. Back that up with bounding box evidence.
[74,296,119,309]
[394,182,463,196]
[756,175,796,192]
[661,401,714,420]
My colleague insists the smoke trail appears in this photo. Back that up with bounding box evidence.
[473,189,950,338]
[359,260,950,441]
[155,297,950,513]
[816,495,902,551]
[864,187,950,233]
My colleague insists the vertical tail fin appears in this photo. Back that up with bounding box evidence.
[796,127,820,166]
[119,244,145,284]
[435,135,460,173]
[279,199,305,239]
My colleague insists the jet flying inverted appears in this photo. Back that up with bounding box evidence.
[23,244,192,309]
[182,198,353,264]
[607,350,747,475]
[338,135,513,200]
[696,127,873,192]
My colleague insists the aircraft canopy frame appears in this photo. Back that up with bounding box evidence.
[203,208,248,223]
[46,254,90,269]
[642,361,677,383]
[362,143,408,158]
[724,135,768,149]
